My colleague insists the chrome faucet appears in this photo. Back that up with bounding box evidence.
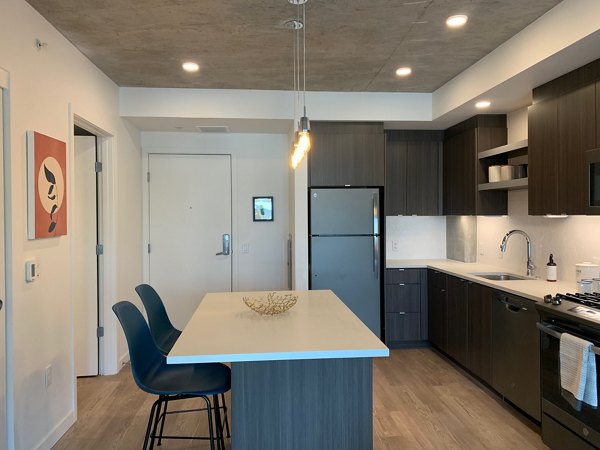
[500,229,534,277]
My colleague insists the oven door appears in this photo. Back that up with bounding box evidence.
[538,319,600,448]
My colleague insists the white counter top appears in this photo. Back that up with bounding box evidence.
[168,289,390,364]
[386,259,579,302]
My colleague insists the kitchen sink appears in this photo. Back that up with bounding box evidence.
[469,272,534,281]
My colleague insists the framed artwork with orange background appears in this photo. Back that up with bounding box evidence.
[27,131,68,239]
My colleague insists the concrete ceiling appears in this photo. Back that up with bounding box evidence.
[26,0,562,93]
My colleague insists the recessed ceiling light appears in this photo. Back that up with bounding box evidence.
[475,100,491,109]
[446,14,468,28]
[182,62,199,73]
[396,67,412,77]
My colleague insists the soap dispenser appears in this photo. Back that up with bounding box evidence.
[546,254,557,282]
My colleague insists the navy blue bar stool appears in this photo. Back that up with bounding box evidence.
[134,284,231,440]
[113,301,230,450]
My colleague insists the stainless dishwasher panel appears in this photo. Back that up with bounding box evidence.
[492,291,541,421]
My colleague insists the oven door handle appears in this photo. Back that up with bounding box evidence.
[537,322,600,356]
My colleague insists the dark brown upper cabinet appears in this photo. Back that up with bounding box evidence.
[528,58,600,215]
[308,122,385,187]
[443,115,508,215]
[385,131,443,216]
[528,98,559,215]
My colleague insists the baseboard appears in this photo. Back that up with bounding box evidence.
[34,408,76,450]
[119,351,130,370]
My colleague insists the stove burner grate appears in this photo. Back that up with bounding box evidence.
[557,293,600,309]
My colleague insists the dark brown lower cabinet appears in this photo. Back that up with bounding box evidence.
[428,271,493,386]
[427,270,448,353]
[385,313,420,341]
[446,276,468,367]
[466,282,493,384]
[384,269,427,347]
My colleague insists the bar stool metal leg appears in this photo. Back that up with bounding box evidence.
[221,393,230,438]
[157,399,169,446]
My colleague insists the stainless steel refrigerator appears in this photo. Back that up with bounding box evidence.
[309,188,381,337]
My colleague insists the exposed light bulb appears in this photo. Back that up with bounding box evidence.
[297,131,311,153]
[291,130,311,169]
[475,100,491,109]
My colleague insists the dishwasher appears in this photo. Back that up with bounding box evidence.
[491,290,541,421]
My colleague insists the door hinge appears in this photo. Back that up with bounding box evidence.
[148,243,151,253]
[95,161,103,173]
[97,327,104,338]
[96,244,104,255]
[147,172,150,182]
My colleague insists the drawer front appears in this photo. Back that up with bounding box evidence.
[385,268,421,284]
[385,313,420,341]
[428,269,447,289]
[384,284,420,313]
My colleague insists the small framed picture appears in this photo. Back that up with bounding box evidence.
[253,196,273,222]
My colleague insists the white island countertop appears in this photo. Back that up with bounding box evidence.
[168,289,389,364]
[386,258,579,302]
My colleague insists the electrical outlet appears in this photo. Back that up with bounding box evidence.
[44,365,53,389]
[391,240,398,252]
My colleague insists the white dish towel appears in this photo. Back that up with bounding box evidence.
[560,332,598,408]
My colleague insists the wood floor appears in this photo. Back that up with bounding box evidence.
[53,348,547,450]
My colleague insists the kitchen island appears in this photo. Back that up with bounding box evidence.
[168,289,389,450]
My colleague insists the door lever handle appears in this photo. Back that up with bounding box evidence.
[216,233,231,256]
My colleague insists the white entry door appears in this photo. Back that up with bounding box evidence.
[73,136,98,376]
[148,154,232,330]
[0,88,7,450]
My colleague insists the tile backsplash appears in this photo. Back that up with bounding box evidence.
[385,216,447,259]
[477,190,600,281]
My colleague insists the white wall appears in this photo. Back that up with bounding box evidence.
[385,216,446,260]
[120,88,432,123]
[140,132,290,297]
[0,1,142,448]
[477,108,600,281]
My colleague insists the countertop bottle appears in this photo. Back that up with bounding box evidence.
[546,254,557,282]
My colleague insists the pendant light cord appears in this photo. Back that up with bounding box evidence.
[303,3,306,111]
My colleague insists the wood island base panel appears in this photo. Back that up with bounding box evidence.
[232,358,373,450]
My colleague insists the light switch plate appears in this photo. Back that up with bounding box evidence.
[25,259,40,282]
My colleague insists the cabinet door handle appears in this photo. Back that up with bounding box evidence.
[398,312,406,315]
[397,269,405,272]
[441,289,446,292]
[398,283,405,286]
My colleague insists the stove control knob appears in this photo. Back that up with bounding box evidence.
[543,294,553,304]
[552,297,562,305]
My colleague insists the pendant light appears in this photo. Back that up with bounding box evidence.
[289,0,310,169]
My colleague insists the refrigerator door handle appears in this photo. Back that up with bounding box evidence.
[372,192,379,236]
[373,235,379,279]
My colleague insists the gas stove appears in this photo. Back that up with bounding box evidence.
[537,292,600,329]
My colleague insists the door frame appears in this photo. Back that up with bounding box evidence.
[1,66,11,450]
[70,112,117,378]
[142,149,237,290]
